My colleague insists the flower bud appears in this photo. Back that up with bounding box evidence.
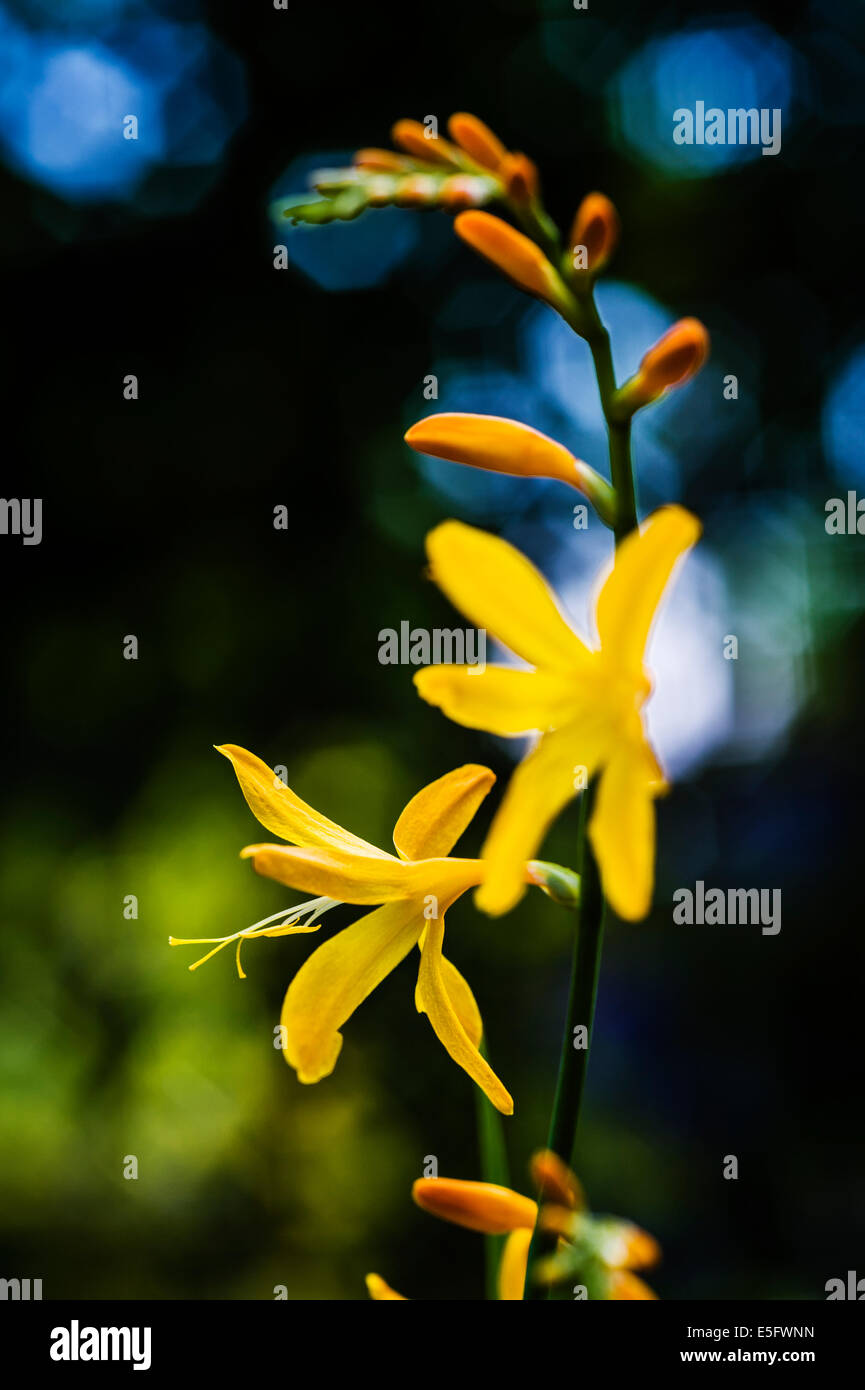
[500,152,540,205]
[530,1149,586,1209]
[454,211,577,318]
[568,192,619,276]
[405,413,616,524]
[616,317,709,413]
[597,1219,662,1271]
[412,1177,537,1234]
[353,148,416,172]
[391,119,463,167]
[447,111,508,171]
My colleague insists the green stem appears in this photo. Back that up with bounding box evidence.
[524,788,605,1299]
[476,1035,511,1300]
[522,273,637,1300]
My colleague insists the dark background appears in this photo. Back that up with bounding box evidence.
[0,0,863,1299]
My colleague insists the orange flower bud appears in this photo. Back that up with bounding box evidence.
[353,148,415,172]
[617,317,709,412]
[365,1273,407,1301]
[391,119,463,167]
[530,1149,586,1209]
[447,111,508,172]
[454,210,576,317]
[607,1270,659,1300]
[405,412,616,524]
[569,192,620,275]
[412,1177,537,1234]
[500,152,540,205]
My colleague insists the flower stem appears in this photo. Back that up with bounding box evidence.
[524,787,605,1299]
[524,276,637,1299]
[476,1034,511,1300]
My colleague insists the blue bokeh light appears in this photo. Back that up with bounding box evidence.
[609,22,795,177]
[270,153,421,292]
[822,341,865,490]
[0,2,245,206]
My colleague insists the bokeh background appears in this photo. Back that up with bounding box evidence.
[1,0,863,1300]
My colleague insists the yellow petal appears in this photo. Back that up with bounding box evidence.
[217,744,388,856]
[477,718,611,917]
[425,520,593,671]
[240,843,416,903]
[405,413,582,486]
[392,763,495,861]
[414,664,578,738]
[498,1227,533,1300]
[365,1273,407,1301]
[589,746,656,921]
[594,506,701,678]
[415,917,513,1114]
[281,899,423,1083]
[412,1177,537,1233]
[447,111,508,171]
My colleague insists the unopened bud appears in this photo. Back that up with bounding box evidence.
[447,111,508,172]
[412,1177,537,1234]
[454,210,577,319]
[616,317,709,413]
[569,192,620,278]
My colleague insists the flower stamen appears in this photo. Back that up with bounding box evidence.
[168,897,341,977]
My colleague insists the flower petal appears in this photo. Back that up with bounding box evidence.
[392,763,495,861]
[412,1176,537,1233]
[281,899,423,1084]
[594,506,701,677]
[425,521,593,670]
[476,718,611,917]
[414,664,579,738]
[589,746,656,921]
[498,1228,533,1300]
[365,1273,407,1301]
[241,843,418,903]
[416,917,513,1113]
[217,744,389,856]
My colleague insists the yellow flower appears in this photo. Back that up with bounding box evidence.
[413,506,701,920]
[170,746,517,1114]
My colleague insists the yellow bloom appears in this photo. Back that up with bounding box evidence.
[413,506,701,920]
[170,746,518,1114]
